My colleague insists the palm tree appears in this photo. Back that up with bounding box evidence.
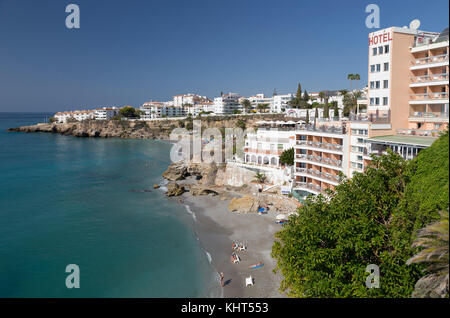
[354,73,361,90]
[406,209,449,298]
[318,91,325,103]
[347,74,355,92]
[241,99,251,114]
[253,172,267,192]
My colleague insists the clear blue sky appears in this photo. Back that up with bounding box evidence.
[0,0,448,112]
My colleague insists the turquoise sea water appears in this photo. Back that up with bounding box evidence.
[0,113,217,297]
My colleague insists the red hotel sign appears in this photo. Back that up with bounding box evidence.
[369,32,393,46]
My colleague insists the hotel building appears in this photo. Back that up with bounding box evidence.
[292,23,448,199]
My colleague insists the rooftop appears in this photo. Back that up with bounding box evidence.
[366,135,437,147]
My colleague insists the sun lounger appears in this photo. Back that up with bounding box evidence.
[238,244,246,251]
[245,276,254,286]
[232,254,241,263]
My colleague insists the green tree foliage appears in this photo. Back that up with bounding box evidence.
[236,119,246,130]
[279,148,294,166]
[272,131,449,297]
[119,106,141,118]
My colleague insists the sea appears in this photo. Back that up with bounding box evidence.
[0,112,219,297]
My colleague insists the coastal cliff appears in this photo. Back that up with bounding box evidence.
[6,114,287,140]
[7,120,172,140]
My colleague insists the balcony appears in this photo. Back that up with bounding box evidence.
[410,73,449,86]
[295,154,342,168]
[409,111,449,122]
[411,54,449,68]
[244,148,283,155]
[410,92,449,103]
[295,168,340,183]
[294,182,324,194]
[295,140,343,152]
[296,124,345,135]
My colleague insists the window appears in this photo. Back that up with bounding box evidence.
[372,48,377,56]
[357,155,363,161]
[370,81,375,89]
[357,138,365,144]
[384,62,389,71]
[376,64,381,72]
[370,65,375,73]
[383,80,389,89]
[384,45,389,53]
[434,123,442,129]
[383,97,388,106]
[378,47,383,55]
[370,98,374,106]
[375,97,380,105]
[375,81,380,89]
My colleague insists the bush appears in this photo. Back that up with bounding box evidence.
[272,131,449,298]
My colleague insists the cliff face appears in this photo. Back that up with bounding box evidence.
[7,120,173,140]
[6,114,288,140]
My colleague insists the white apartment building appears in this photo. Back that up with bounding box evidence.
[243,122,296,168]
[214,93,242,114]
[94,107,119,120]
[272,94,294,113]
[140,102,165,119]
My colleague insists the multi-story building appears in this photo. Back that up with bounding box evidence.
[272,94,294,113]
[140,102,165,119]
[214,93,242,114]
[94,107,119,120]
[293,122,349,199]
[367,25,448,134]
[243,122,296,168]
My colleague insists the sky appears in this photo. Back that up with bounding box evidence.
[0,0,448,112]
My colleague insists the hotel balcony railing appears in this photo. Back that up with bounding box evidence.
[295,154,342,168]
[295,140,343,151]
[294,182,324,194]
[409,112,449,119]
[295,168,340,182]
[411,54,449,66]
[396,129,442,137]
[410,92,449,101]
[244,148,283,155]
[296,124,345,134]
[410,73,449,84]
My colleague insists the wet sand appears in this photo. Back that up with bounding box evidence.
[180,193,286,298]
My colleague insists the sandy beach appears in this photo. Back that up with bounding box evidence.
[178,192,286,298]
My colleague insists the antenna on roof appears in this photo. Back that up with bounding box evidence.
[409,19,421,30]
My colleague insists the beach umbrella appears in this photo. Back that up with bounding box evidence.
[276,214,287,220]
[286,121,296,125]
[275,121,285,125]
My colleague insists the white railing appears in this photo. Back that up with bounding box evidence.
[410,73,449,83]
[411,54,449,66]
[295,154,342,168]
[410,92,449,101]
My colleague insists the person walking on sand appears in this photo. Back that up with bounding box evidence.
[220,272,224,287]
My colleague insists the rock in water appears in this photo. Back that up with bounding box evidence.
[228,196,260,214]
[165,182,185,197]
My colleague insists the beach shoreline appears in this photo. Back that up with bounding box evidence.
[177,192,286,298]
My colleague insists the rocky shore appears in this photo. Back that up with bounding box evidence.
[6,114,288,140]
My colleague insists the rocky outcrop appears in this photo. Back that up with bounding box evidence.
[7,120,172,140]
[162,163,189,181]
[165,182,185,197]
[189,185,219,196]
[228,196,260,214]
